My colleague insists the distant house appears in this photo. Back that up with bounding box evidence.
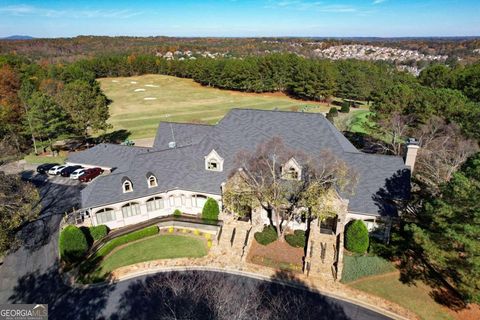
[68,109,413,236]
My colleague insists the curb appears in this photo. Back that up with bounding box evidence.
[76,265,410,320]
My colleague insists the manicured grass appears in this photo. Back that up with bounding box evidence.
[341,254,395,283]
[98,75,331,139]
[94,234,207,276]
[24,153,66,164]
[350,273,453,320]
[347,110,374,134]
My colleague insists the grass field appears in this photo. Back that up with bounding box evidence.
[350,272,453,320]
[98,74,332,139]
[94,234,207,277]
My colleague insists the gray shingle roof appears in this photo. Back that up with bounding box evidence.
[79,109,409,217]
[66,143,150,172]
[153,122,213,150]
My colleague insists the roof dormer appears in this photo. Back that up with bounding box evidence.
[122,177,133,193]
[146,172,158,188]
[205,149,224,172]
[282,157,302,181]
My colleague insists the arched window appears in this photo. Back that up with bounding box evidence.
[146,197,164,212]
[148,175,157,188]
[282,158,302,181]
[194,194,207,208]
[121,202,140,218]
[123,180,133,193]
[95,208,115,224]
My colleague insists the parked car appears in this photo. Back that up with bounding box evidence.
[70,168,86,180]
[60,165,83,177]
[48,165,67,175]
[36,163,59,174]
[79,167,104,182]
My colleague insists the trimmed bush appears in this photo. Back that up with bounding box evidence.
[89,225,109,242]
[340,101,350,113]
[328,107,338,117]
[202,197,219,221]
[285,230,306,248]
[341,255,395,283]
[95,225,159,258]
[345,220,370,254]
[254,225,277,245]
[59,225,89,264]
[173,209,182,217]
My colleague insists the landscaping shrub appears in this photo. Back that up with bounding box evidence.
[89,225,109,242]
[341,255,395,283]
[345,220,369,254]
[202,198,219,221]
[95,225,159,258]
[59,225,89,264]
[173,209,182,217]
[285,230,306,248]
[254,225,277,245]
[328,107,338,117]
[340,101,350,113]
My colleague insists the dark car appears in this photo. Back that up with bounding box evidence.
[60,165,83,177]
[79,167,104,182]
[36,163,59,174]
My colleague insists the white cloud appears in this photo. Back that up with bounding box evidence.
[372,0,387,4]
[0,4,142,19]
[265,1,357,12]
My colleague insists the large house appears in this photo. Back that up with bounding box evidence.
[67,109,414,234]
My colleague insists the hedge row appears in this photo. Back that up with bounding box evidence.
[341,255,395,283]
[285,230,306,248]
[254,225,277,245]
[95,225,159,259]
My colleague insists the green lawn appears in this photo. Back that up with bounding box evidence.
[24,153,66,164]
[93,234,207,277]
[98,74,331,139]
[350,273,453,320]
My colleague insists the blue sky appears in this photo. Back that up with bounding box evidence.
[0,0,479,38]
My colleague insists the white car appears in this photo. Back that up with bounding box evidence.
[70,168,86,180]
[48,165,66,175]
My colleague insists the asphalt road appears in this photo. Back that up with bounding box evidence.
[0,171,393,320]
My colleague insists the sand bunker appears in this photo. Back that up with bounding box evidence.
[134,88,146,92]
[144,97,157,100]
[145,84,159,88]
[130,81,138,84]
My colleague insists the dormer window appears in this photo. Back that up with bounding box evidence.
[205,149,224,172]
[282,158,302,181]
[208,160,219,170]
[148,175,157,188]
[123,180,133,193]
[286,167,299,180]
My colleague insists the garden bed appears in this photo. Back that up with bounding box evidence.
[247,239,303,273]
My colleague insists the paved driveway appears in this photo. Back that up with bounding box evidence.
[0,171,393,320]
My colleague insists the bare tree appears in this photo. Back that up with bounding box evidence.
[375,112,416,155]
[225,137,357,240]
[415,116,478,194]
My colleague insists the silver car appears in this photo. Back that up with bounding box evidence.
[70,168,86,179]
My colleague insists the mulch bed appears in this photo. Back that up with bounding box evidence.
[247,240,304,272]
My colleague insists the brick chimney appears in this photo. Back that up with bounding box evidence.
[405,138,420,171]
